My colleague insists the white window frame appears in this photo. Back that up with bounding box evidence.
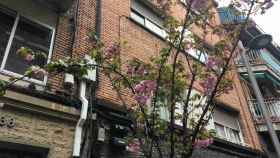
[214,122,245,145]
[0,10,55,86]
[130,9,167,38]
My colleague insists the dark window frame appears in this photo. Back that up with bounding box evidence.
[0,141,49,158]
[0,4,55,85]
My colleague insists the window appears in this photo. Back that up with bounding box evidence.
[130,0,167,38]
[0,141,48,158]
[188,48,208,63]
[213,108,244,144]
[130,11,145,25]
[215,123,242,143]
[175,89,206,126]
[0,7,54,83]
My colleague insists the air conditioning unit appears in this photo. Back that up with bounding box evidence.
[83,55,97,82]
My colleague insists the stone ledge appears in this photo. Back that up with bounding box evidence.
[0,90,80,122]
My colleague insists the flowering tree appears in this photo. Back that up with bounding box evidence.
[0,0,276,158]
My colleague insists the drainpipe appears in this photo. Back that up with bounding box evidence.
[95,0,102,39]
[72,0,101,156]
[73,80,88,157]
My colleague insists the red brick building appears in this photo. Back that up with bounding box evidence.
[0,0,266,157]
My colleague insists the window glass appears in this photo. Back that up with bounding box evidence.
[145,19,166,38]
[131,11,145,25]
[226,127,241,143]
[130,0,166,38]
[159,105,170,121]
[5,16,52,80]
[188,49,207,62]
[215,123,226,139]
[0,10,15,66]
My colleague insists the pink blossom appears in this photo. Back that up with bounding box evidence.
[134,83,145,94]
[205,57,223,69]
[104,43,120,59]
[25,53,34,61]
[141,80,157,92]
[199,75,216,96]
[133,80,157,104]
[134,95,149,105]
[194,138,213,148]
[126,139,141,153]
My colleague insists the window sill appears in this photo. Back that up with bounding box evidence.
[214,136,246,147]
[129,17,166,42]
[0,70,46,89]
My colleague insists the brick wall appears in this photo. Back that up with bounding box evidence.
[93,0,262,150]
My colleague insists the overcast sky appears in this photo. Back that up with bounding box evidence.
[254,2,280,44]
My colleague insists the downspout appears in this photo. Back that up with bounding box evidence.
[95,0,102,39]
[73,80,88,157]
[72,0,101,157]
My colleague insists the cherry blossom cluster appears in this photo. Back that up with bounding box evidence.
[104,42,120,59]
[193,138,214,148]
[199,75,217,96]
[205,56,223,69]
[134,80,157,105]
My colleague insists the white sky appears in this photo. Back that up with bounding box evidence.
[254,2,280,44]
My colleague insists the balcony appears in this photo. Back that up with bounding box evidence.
[236,49,280,83]
[249,98,280,131]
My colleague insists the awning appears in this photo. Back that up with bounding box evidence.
[241,71,280,87]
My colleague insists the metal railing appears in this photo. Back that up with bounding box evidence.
[236,49,280,76]
[237,50,266,65]
[249,98,280,123]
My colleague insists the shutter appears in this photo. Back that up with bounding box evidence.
[213,107,239,130]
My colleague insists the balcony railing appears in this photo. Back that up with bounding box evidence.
[235,50,265,65]
[249,98,280,124]
[236,49,280,77]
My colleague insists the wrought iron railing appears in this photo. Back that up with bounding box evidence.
[249,98,280,124]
